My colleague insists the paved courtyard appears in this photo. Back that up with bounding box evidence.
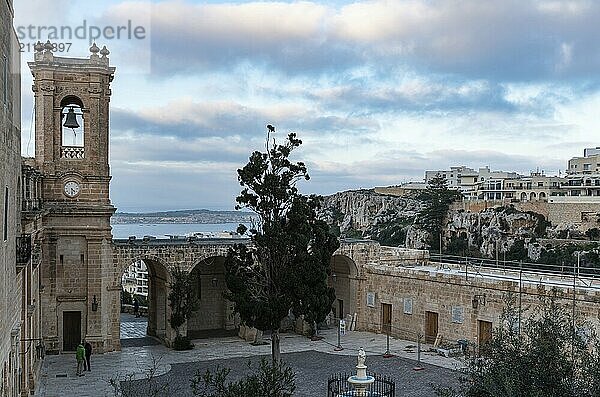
[36,315,462,397]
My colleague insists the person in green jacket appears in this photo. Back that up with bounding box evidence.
[76,342,85,376]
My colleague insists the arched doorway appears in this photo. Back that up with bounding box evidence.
[330,255,359,325]
[187,256,237,338]
[119,258,169,345]
[530,192,537,201]
[520,192,527,201]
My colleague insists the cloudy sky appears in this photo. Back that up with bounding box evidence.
[14,0,600,212]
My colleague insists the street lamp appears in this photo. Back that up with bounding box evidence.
[91,295,99,312]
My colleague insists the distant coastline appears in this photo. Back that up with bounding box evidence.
[112,209,256,225]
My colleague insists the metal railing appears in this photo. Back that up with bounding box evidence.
[16,234,32,269]
[428,252,600,289]
[327,372,395,397]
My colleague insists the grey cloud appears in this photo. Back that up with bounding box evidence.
[111,101,380,140]
[98,0,600,83]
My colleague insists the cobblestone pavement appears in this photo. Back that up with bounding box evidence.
[129,350,459,397]
[120,314,148,339]
[36,317,463,397]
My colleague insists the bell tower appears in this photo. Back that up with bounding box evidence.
[29,42,117,353]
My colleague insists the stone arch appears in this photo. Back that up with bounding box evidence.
[520,192,527,201]
[530,192,537,201]
[187,255,237,337]
[330,254,359,322]
[117,254,170,343]
[60,95,86,148]
[539,192,546,200]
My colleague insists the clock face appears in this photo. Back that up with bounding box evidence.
[64,181,80,198]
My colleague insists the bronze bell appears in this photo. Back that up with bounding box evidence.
[63,107,80,129]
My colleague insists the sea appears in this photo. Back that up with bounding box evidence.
[111,222,247,239]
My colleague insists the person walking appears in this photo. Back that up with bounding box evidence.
[84,340,92,371]
[133,299,140,318]
[76,342,85,376]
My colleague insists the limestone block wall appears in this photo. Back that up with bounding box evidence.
[0,1,23,394]
[548,202,600,231]
[359,263,600,347]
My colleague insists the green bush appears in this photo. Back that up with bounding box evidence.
[173,335,194,351]
[192,358,295,397]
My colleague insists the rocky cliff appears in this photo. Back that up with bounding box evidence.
[320,189,420,245]
[322,189,550,256]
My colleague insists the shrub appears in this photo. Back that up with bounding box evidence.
[173,335,194,351]
[192,358,296,397]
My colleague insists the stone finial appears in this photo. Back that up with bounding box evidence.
[100,46,110,58]
[43,40,53,52]
[90,43,100,54]
[34,41,44,53]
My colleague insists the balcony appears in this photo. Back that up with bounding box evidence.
[16,234,32,272]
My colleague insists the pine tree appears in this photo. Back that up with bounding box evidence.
[224,128,339,362]
[417,174,462,252]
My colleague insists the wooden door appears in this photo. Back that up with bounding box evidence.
[478,320,493,352]
[63,311,81,351]
[425,311,439,344]
[381,303,392,334]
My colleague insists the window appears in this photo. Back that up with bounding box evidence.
[538,182,543,187]
[3,186,7,241]
[584,164,591,170]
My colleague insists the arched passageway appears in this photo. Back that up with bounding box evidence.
[330,255,359,324]
[187,256,238,338]
[119,258,169,344]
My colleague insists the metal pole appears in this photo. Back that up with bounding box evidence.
[383,325,393,357]
[495,241,499,268]
[417,334,421,363]
[413,333,424,371]
[572,263,576,364]
[334,319,343,351]
[518,262,523,337]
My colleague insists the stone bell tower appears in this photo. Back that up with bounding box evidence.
[29,42,116,353]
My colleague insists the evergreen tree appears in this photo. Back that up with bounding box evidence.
[224,128,339,362]
[168,265,198,349]
[417,174,462,252]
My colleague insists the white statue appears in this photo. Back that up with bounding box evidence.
[357,347,366,367]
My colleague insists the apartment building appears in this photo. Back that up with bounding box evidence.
[122,260,149,298]
[565,148,600,197]
[424,167,565,202]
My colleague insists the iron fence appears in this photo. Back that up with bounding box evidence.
[327,372,395,397]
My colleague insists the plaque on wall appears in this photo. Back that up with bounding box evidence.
[403,298,413,315]
[366,292,376,307]
[451,306,464,324]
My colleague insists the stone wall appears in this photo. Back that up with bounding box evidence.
[359,262,600,347]
[548,201,600,232]
[0,1,26,395]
